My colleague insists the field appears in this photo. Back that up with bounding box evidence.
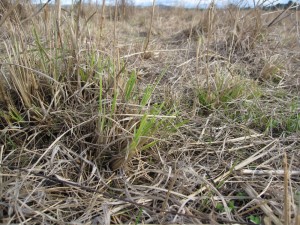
[0,1,299,224]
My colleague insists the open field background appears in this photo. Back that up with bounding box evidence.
[0,1,299,224]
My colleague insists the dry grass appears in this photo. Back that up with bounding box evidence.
[0,1,299,225]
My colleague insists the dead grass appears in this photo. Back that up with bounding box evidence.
[0,1,299,225]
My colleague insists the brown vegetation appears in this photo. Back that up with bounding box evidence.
[0,0,29,22]
[0,1,299,224]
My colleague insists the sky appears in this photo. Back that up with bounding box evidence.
[34,0,295,8]
[130,0,218,7]
[35,0,223,6]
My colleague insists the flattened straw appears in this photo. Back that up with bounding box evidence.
[186,140,277,200]
[242,183,283,225]
[241,169,300,176]
[295,190,300,225]
[283,151,290,225]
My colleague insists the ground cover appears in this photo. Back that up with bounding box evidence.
[0,1,299,224]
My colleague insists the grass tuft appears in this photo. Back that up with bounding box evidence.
[0,1,299,224]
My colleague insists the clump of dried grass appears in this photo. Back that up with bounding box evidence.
[225,9,267,53]
[0,0,29,23]
[180,2,217,40]
[0,1,299,224]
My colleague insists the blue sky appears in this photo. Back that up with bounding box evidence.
[35,0,294,8]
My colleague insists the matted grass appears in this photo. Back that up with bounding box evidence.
[0,1,299,224]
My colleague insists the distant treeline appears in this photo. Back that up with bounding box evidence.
[262,1,299,10]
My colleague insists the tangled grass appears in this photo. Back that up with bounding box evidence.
[0,1,299,224]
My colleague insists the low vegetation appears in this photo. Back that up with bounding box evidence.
[0,0,299,224]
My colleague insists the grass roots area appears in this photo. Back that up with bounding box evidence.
[0,2,299,224]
